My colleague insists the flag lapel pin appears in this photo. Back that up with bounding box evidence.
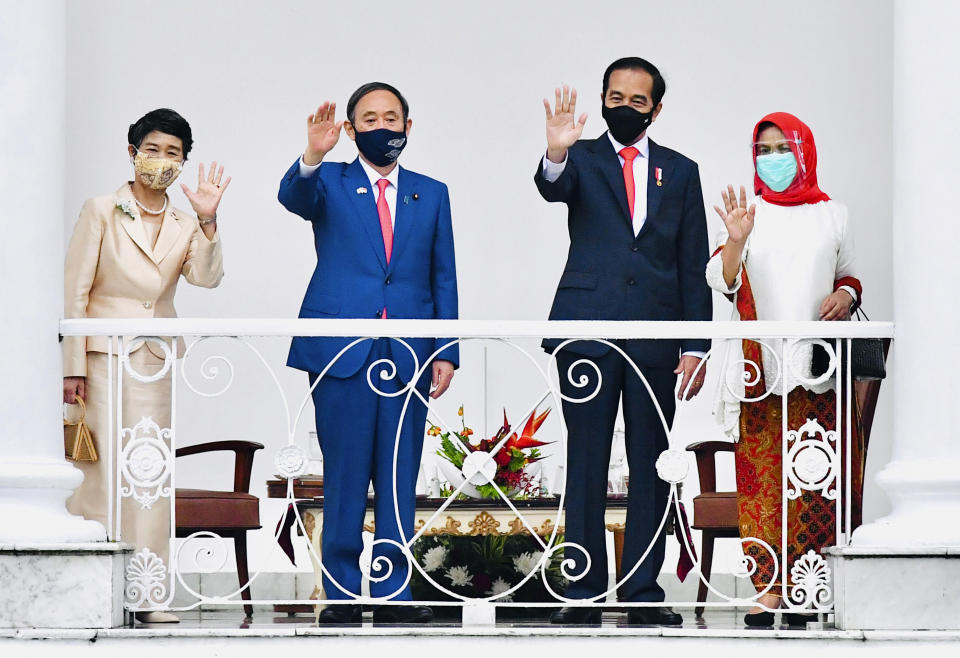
[356,187,368,195]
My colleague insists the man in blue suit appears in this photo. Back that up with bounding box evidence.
[278,82,458,625]
[535,58,711,626]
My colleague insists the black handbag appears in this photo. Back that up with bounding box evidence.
[849,309,887,380]
[811,308,887,380]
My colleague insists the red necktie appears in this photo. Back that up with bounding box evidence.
[619,146,639,219]
[376,178,393,319]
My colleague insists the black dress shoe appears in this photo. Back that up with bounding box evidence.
[373,605,434,624]
[626,606,683,626]
[549,607,602,625]
[317,604,362,625]
[744,610,775,627]
[783,612,817,627]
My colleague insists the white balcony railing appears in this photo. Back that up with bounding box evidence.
[59,318,894,626]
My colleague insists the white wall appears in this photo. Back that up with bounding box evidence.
[64,0,893,575]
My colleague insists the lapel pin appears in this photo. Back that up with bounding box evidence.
[356,187,368,195]
[403,195,410,205]
[655,167,663,187]
[412,193,419,201]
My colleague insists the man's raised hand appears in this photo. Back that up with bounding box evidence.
[713,184,756,245]
[544,84,587,163]
[304,101,343,166]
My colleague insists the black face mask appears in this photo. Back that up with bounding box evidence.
[354,127,407,167]
[601,104,655,145]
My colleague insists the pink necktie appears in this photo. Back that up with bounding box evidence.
[376,178,392,319]
[619,146,639,219]
[376,178,393,263]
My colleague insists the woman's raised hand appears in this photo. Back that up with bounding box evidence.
[304,101,342,166]
[714,184,756,245]
[181,162,231,221]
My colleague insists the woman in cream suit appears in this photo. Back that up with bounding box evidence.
[63,108,229,623]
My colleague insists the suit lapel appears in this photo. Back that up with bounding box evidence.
[343,159,387,272]
[153,207,182,264]
[115,186,158,264]
[643,140,675,236]
[389,167,416,271]
[590,135,632,228]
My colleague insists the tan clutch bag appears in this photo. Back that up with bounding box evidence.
[64,397,98,462]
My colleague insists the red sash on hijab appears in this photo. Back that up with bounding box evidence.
[753,112,831,207]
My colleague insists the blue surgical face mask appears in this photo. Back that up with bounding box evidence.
[756,152,798,192]
[354,127,407,167]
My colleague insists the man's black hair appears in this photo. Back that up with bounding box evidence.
[127,108,193,160]
[346,82,409,124]
[602,57,666,106]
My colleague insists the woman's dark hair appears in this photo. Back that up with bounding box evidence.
[602,57,666,106]
[127,108,193,160]
[755,120,779,138]
[346,82,409,124]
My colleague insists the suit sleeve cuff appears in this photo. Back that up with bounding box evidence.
[298,157,321,177]
[541,153,568,183]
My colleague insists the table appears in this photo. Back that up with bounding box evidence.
[267,480,629,612]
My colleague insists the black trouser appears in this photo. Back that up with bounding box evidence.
[556,344,675,602]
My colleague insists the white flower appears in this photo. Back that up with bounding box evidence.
[116,199,137,220]
[488,577,514,601]
[513,551,545,577]
[445,565,472,587]
[423,546,448,572]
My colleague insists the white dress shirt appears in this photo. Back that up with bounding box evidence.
[299,156,399,228]
[542,133,650,236]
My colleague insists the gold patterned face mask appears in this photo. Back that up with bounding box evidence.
[133,150,183,190]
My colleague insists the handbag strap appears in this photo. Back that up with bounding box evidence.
[854,307,871,322]
[65,396,87,425]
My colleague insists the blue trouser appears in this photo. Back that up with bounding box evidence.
[309,339,430,601]
[556,344,675,602]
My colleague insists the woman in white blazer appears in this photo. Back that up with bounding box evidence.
[63,108,229,623]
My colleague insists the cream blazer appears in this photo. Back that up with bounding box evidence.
[63,183,223,377]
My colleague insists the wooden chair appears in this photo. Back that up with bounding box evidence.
[686,338,890,618]
[175,440,264,620]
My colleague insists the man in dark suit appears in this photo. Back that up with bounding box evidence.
[278,83,458,625]
[535,57,711,625]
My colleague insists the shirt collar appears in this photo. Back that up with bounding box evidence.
[357,156,400,190]
[607,132,649,159]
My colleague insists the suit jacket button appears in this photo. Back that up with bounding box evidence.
[627,279,636,286]
[631,245,639,252]
[385,277,391,285]
[143,301,153,309]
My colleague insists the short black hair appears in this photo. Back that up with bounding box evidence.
[602,57,666,106]
[127,108,193,160]
[346,82,409,124]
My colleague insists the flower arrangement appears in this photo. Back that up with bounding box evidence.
[429,406,551,499]
[411,533,567,609]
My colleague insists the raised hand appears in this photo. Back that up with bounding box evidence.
[713,184,756,245]
[543,84,587,163]
[181,161,231,221]
[304,101,343,165]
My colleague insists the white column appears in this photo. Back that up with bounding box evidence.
[852,0,960,547]
[0,0,104,543]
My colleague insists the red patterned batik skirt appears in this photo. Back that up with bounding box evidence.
[736,386,864,593]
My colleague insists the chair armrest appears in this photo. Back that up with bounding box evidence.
[685,440,735,495]
[175,440,264,494]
